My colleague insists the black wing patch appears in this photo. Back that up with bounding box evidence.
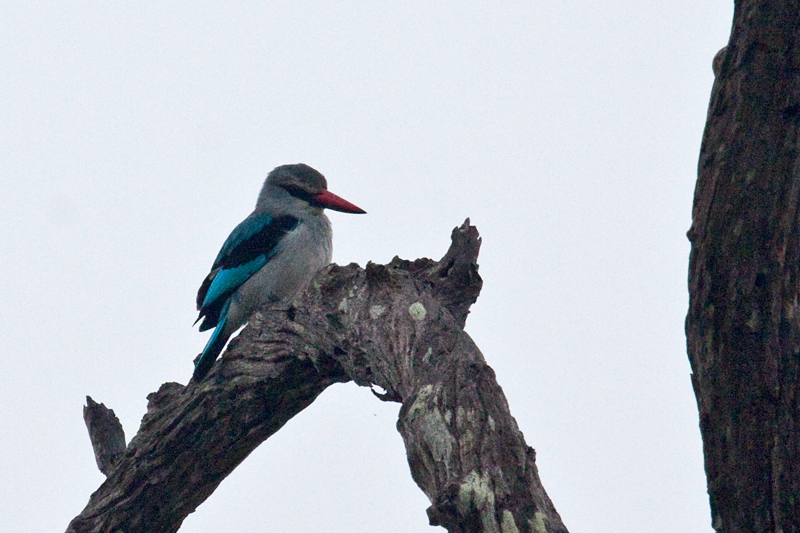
[195,214,299,329]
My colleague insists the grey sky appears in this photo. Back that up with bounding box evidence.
[1,2,732,531]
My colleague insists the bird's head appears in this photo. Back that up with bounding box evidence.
[258,163,366,216]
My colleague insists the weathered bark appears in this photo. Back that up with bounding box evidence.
[687,3,800,531]
[69,220,567,533]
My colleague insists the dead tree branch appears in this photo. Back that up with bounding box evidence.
[68,219,567,533]
[687,2,800,530]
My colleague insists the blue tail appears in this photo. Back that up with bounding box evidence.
[193,301,231,381]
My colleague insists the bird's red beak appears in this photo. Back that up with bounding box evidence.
[312,189,366,214]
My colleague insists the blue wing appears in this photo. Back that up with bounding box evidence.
[195,212,299,330]
[201,255,268,309]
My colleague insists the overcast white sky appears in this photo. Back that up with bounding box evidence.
[1,2,733,532]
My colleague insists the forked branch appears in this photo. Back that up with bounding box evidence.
[69,220,567,533]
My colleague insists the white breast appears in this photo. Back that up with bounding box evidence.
[224,213,333,332]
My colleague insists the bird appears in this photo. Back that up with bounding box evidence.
[192,163,365,381]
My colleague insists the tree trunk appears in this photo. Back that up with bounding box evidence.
[68,220,568,533]
[687,2,800,531]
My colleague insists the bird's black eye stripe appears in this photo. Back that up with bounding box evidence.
[283,184,314,202]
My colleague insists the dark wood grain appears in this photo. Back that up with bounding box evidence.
[687,3,800,530]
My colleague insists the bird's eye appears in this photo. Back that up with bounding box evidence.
[283,185,314,202]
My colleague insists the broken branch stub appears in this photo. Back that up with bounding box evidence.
[83,396,126,477]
